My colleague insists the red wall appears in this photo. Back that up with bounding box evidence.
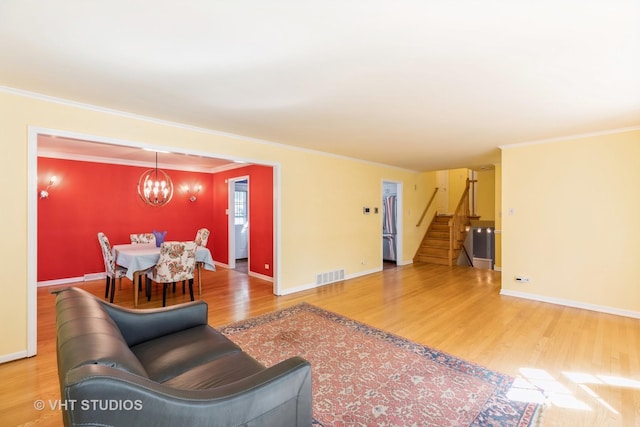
[37,158,274,282]
[211,165,274,277]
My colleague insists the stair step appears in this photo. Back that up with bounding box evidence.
[420,247,450,257]
[431,223,449,231]
[427,231,449,239]
[414,255,450,265]
[423,239,449,248]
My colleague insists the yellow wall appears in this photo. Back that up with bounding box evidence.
[0,90,436,358]
[447,168,469,211]
[444,167,495,221]
[501,129,640,313]
[475,169,495,221]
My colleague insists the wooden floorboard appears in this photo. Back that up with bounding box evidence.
[1,263,639,426]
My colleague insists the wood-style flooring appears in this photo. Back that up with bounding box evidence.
[1,263,639,426]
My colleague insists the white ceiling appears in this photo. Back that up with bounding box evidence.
[2,1,639,171]
[37,135,239,172]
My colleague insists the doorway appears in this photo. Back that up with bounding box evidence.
[28,128,280,357]
[382,180,403,266]
[228,176,249,272]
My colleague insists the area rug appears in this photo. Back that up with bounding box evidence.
[218,303,541,427]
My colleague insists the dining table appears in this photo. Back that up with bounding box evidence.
[112,243,216,307]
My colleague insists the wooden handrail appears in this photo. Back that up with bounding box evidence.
[416,187,439,227]
[448,179,472,266]
[453,179,471,213]
[468,179,478,216]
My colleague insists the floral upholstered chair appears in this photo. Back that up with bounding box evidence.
[147,241,197,307]
[130,233,156,245]
[129,232,159,291]
[195,228,210,247]
[97,232,128,303]
[193,228,211,296]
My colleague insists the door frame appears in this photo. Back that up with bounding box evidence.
[27,126,281,357]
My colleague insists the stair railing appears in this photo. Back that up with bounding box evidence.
[448,179,472,265]
[416,187,439,227]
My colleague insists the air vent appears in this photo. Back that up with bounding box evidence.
[315,269,345,286]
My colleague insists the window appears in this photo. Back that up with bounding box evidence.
[234,190,247,225]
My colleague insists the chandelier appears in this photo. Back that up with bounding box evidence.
[137,151,174,207]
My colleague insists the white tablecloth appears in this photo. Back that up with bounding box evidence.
[113,243,216,281]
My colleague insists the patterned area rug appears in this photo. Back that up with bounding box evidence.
[219,303,541,427]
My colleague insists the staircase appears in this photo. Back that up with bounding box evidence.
[414,215,457,265]
[414,178,477,266]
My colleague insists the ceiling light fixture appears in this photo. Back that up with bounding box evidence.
[137,151,173,207]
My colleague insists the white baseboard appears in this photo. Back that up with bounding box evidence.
[276,281,319,296]
[213,261,272,281]
[500,289,640,319]
[398,259,414,266]
[248,271,274,282]
[278,267,382,296]
[37,276,86,287]
[493,266,502,272]
[84,272,105,281]
[0,350,28,364]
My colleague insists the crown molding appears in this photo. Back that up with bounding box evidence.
[2,85,421,173]
[500,126,640,150]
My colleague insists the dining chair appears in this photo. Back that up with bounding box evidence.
[193,228,210,296]
[146,241,197,307]
[195,228,210,247]
[97,232,128,303]
[129,232,157,292]
[130,233,156,245]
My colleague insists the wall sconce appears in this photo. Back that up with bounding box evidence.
[182,184,202,202]
[39,176,57,199]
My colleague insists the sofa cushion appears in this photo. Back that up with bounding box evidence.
[162,351,265,389]
[130,325,241,382]
[56,293,148,378]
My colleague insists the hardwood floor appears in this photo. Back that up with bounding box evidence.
[1,263,639,426]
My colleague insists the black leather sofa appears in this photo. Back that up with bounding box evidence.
[55,287,312,426]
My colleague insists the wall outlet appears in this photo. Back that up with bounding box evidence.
[515,276,530,283]
[264,264,270,270]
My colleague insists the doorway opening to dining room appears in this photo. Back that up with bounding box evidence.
[27,126,281,357]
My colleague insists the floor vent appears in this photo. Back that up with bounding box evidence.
[315,269,345,286]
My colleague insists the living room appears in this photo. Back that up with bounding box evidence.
[1,2,639,425]
[2,84,639,427]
